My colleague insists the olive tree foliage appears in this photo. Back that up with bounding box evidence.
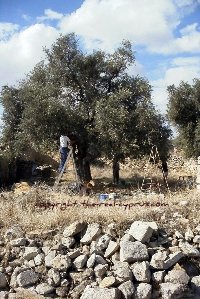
[1,33,171,182]
[167,79,200,157]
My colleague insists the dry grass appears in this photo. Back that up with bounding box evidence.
[0,156,199,237]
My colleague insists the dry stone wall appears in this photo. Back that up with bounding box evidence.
[0,221,200,298]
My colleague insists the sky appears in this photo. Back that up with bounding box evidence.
[0,0,200,123]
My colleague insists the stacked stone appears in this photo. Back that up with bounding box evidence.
[0,221,200,298]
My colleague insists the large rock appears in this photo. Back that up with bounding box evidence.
[179,240,200,257]
[51,254,71,271]
[16,270,39,287]
[128,221,155,243]
[120,241,149,262]
[96,234,111,251]
[99,276,116,288]
[80,223,102,244]
[132,261,151,282]
[164,269,190,285]
[63,221,86,237]
[160,283,186,299]
[80,287,121,299]
[113,262,133,282]
[118,280,135,299]
[73,254,88,269]
[44,250,56,267]
[35,283,55,295]
[135,283,152,299]
[23,247,39,261]
[104,241,119,258]
[150,251,167,269]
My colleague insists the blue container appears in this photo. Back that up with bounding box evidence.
[99,194,109,201]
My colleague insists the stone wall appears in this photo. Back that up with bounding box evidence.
[0,221,200,298]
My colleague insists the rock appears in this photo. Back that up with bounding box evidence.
[16,270,39,287]
[51,254,71,271]
[96,234,111,251]
[132,261,151,282]
[120,241,149,262]
[23,247,39,261]
[104,241,119,258]
[150,251,167,269]
[185,228,194,241]
[56,286,70,297]
[152,271,165,284]
[164,269,190,285]
[179,240,200,257]
[160,283,186,299]
[193,235,200,243]
[80,287,121,299]
[73,254,88,269]
[44,250,57,267]
[10,266,28,288]
[0,272,8,288]
[68,249,81,259]
[129,221,155,243]
[34,253,45,266]
[70,269,93,284]
[61,237,75,248]
[120,234,135,244]
[164,251,184,269]
[35,283,54,295]
[47,268,60,286]
[135,283,152,299]
[118,280,135,299]
[95,255,107,265]
[94,264,107,278]
[105,223,117,237]
[80,223,102,244]
[191,275,200,295]
[99,276,116,288]
[10,238,27,247]
[113,262,133,282]
[0,291,8,299]
[87,253,96,268]
[63,221,86,237]
[174,231,184,239]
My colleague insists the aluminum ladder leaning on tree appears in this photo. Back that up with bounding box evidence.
[53,148,81,192]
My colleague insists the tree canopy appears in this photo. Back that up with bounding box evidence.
[1,33,172,182]
[167,79,200,157]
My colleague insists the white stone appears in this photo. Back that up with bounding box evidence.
[23,247,39,261]
[118,280,135,299]
[80,287,121,299]
[61,237,75,248]
[51,254,71,271]
[160,283,186,299]
[129,221,155,243]
[132,261,151,282]
[63,221,85,237]
[80,223,101,244]
[164,269,190,285]
[104,241,119,258]
[113,262,133,282]
[73,254,88,269]
[120,241,149,262]
[36,283,54,295]
[135,283,152,299]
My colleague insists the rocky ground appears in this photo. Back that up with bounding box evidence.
[1,220,200,298]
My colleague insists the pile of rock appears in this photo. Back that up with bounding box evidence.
[1,221,200,298]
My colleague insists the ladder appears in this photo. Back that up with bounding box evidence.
[141,145,171,195]
[54,148,81,191]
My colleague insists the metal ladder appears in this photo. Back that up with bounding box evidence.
[53,148,80,191]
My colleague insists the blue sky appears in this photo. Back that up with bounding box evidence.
[0,0,200,121]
